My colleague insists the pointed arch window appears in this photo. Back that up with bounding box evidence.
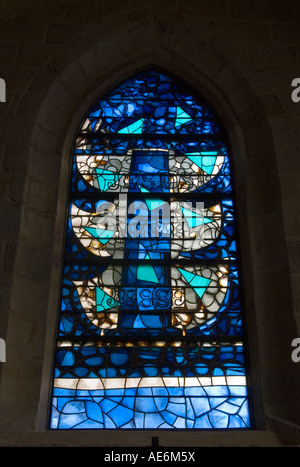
[49,69,251,430]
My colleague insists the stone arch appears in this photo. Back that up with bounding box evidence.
[0,10,297,445]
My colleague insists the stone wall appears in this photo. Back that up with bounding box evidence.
[0,0,299,446]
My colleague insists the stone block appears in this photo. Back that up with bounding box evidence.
[1,114,33,143]
[9,173,26,204]
[213,19,271,44]
[19,206,56,251]
[10,273,50,318]
[60,60,92,98]
[286,240,300,275]
[0,19,46,44]
[0,41,19,66]
[0,202,21,240]
[26,178,58,213]
[16,43,56,69]
[13,242,52,282]
[45,23,88,45]
[272,23,300,45]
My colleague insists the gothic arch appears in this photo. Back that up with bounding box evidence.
[1,23,297,444]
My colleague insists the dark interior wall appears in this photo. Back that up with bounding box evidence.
[0,0,300,446]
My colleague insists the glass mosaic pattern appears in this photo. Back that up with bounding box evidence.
[49,69,251,430]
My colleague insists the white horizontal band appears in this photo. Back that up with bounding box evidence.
[54,376,246,391]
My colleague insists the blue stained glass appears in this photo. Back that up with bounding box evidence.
[50,69,251,430]
[60,351,75,366]
[51,386,249,430]
[118,118,144,134]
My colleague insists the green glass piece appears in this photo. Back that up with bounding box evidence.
[175,107,192,127]
[96,287,119,311]
[178,268,211,298]
[85,226,115,244]
[118,118,144,134]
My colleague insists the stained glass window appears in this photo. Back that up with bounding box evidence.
[49,69,251,430]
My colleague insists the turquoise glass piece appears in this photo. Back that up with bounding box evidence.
[181,206,213,227]
[185,151,218,175]
[84,226,115,244]
[136,264,160,284]
[95,168,122,191]
[178,267,211,298]
[118,118,144,134]
[96,287,119,311]
[175,107,193,127]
